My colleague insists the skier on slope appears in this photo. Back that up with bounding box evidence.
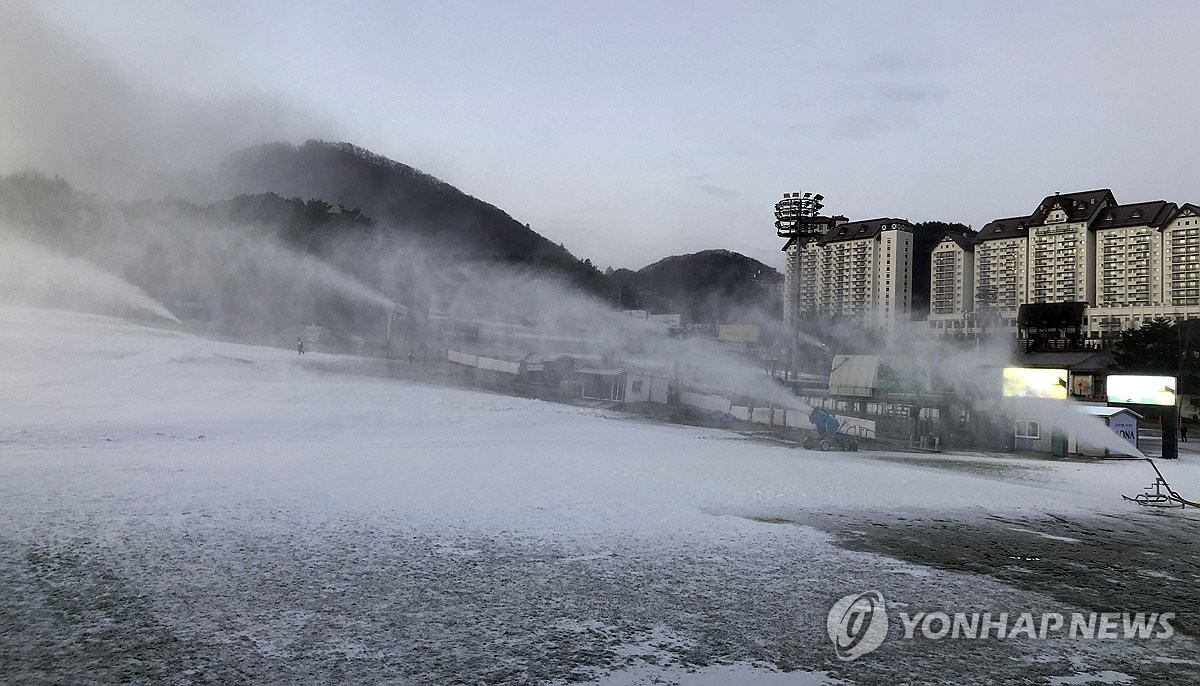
[297,338,305,355]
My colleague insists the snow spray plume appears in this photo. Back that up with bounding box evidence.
[362,240,811,413]
[0,230,179,323]
[0,3,333,202]
[114,220,396,343]
[864,319,1143,458]
[0,5,802,401]
[1,166,1137,456]
[1002,397,1145,458]
[0,175,401,344]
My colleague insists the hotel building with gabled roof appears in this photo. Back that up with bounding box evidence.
[783,214,915,336]
[924,189,1200,343]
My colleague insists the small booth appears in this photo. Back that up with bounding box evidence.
[624,372,671,404]
[576,368,627,402]
[1075,405,1142,457]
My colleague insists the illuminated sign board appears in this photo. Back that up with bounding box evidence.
[1106,375,1177,406]
[1002,367,1068,400]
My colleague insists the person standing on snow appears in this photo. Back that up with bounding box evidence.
[297,338,305,355]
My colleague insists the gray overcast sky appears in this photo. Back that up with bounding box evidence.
[5,1,1200,270]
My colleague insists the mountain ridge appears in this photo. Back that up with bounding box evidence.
[610,248,782,322]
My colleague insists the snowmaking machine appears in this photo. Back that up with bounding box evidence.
[1123,458,1200,508]
[802,408,860,452]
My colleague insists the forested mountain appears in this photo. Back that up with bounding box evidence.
[608,249,783,322]
[217,140,610,296]
[2,141,793,337]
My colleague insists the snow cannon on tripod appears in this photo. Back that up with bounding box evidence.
[802,408,860,452]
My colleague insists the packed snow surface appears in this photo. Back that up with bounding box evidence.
[2,305,1198,685]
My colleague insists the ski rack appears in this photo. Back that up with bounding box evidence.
[1123,458,1200,509]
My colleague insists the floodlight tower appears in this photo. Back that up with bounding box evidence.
[775,191,826,383]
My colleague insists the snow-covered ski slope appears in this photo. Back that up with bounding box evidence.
[6,305,1193,533]
[2,305,1198,685]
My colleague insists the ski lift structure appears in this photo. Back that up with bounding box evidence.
[1123,459,1200,509]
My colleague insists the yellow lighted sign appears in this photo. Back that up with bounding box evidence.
[1002,367,1068,399]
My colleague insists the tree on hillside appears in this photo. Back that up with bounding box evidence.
[1112,318,1179,373]
[914,221,971,236]
[910,221,972,317]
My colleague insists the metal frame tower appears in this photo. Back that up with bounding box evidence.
[775,191,826,382]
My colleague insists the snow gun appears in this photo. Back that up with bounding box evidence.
[802,408,860,452]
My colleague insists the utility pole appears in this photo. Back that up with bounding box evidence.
[775,191,827,384]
